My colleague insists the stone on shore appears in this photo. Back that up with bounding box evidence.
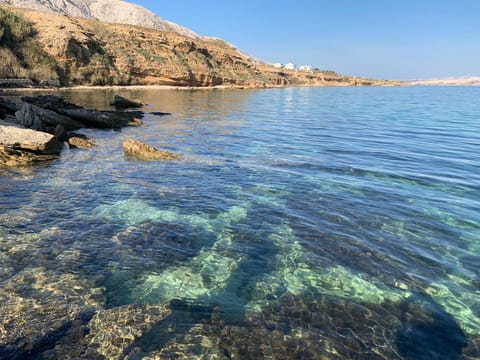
[110,95,144,109]
[0,125,63,166]
[123,139,182,161]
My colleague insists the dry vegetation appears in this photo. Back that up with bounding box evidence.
[0,6,395,87]
[0,7,58,83]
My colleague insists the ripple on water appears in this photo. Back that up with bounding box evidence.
[1,87,480,358]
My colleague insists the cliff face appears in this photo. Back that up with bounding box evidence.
[0,5,391,87]
[0,0,202,39]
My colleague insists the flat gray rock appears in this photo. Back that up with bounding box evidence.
[0,124,63,166]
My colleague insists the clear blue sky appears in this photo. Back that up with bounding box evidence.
[132,0,480,80]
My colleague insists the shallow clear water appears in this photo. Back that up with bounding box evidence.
[1,86,479,359]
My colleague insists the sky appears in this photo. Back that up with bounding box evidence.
[131,0,480,80]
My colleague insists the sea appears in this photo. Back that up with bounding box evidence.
[0,86,479,359]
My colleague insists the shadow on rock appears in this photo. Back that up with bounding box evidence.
[396,294,468,360]
[0,308,95,360]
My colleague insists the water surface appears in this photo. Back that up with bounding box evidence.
[0,86,479,359]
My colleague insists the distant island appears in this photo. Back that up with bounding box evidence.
[0,1,396,88]
[406,77,480,86]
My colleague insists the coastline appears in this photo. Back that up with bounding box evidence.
[7,79,480,94]
[1,84,251,93]
[0,82,403,93]
[405,77,480,86]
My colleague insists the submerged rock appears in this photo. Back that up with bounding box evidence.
[85,304,171,359]
[150,111,172,117]
[0,124,63,166]
[110,95,144,109]
[123,139,182,161]
[0,268,104,359]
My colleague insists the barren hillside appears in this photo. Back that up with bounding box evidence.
[0,5,393,87]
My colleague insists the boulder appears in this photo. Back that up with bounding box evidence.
[15,103,84,134]
[67,133,95,149]
[123,139,182,161]
[0,125,63,166]
[110,95,144,109]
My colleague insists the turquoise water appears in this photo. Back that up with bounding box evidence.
[0,86,479,359]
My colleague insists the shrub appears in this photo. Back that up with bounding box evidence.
[0,7,35,47]
[0,47,28,78]
[0,7,59,82]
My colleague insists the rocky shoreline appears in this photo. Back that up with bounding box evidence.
[0,79,402,93]
[0,94,181,166]
[0,5,399,89]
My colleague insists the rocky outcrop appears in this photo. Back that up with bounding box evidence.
[20,95,143,129]
[59,108,142,129]
[0,0,203,39]
[15,103,84,133]
[0,124,63,165]
[123,139,182,161]
[22,95,83,111]
[0,94,161,165]
[110,95,144,109]
[0,96,22,116]
[67,133,95,149]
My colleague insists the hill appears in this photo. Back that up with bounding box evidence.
[0,4,393,87]
[0,0,202,39]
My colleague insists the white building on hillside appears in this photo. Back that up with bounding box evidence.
[273,63,284,69]
[285,63,296,70]
[299,65,314,72]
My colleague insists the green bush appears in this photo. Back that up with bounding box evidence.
[0,47,28,78]
[0,8,35,47]
[0,7,59,82]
